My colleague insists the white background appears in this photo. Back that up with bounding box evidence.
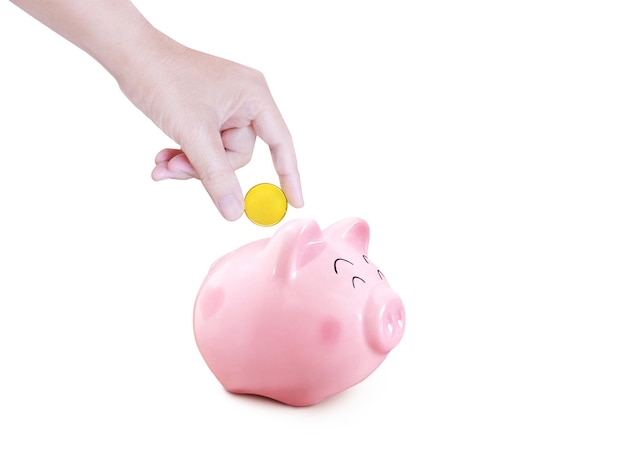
[1,1,625,468]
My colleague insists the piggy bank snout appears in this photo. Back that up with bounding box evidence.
[364,285,405,354]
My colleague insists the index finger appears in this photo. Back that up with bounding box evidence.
[253,105,304,208]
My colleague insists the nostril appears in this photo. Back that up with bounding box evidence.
[398,310,405,330]
[384,308,405,339]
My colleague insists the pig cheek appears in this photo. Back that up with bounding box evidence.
[318,317,342,345]
[196,285,226,322]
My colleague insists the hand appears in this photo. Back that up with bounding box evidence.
[8,1,303,221]
[118,36,304,220]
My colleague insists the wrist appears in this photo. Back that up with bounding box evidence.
[85,6,163,83]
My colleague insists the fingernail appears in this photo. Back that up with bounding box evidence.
[217,194,243,221]
[280,175,305,208]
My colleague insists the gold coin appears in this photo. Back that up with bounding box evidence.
[244,183,288,227]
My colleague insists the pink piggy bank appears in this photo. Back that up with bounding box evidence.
[193,217,405,406]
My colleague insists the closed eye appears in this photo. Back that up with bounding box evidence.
[363,255,369,264]
[334,258,354,274]
[352,276,365,288]
[378,270,384,279]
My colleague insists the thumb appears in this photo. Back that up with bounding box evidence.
[183,130,244,221]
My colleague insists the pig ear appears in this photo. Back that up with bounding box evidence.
[266,218,326,280]
[323,217,370,253]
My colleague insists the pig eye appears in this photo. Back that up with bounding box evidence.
[363,255,384,279]
[352,276,366,288]
[334,258,354,274]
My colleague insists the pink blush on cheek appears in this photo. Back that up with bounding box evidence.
[198,286,225,321]
[318,318,342,345]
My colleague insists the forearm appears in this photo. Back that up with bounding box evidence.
[9,0,166,82]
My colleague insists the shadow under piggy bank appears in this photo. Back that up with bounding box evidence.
[193,217,406,406]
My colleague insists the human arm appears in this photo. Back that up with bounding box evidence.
[8,0,304,220]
